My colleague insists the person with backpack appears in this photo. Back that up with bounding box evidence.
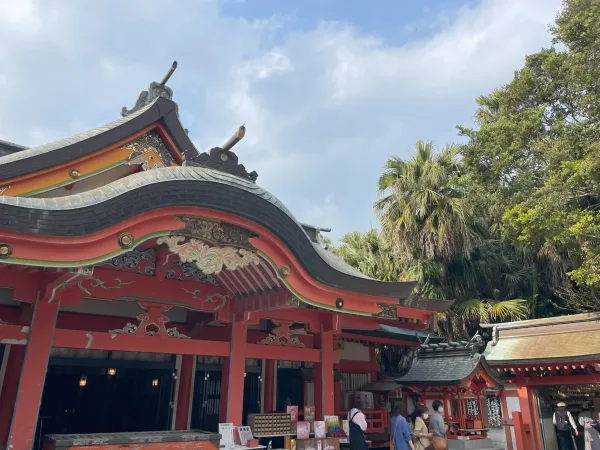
[554,402,578,450]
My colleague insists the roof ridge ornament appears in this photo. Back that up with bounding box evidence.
[121,61,178,117]
[184,125,259,182]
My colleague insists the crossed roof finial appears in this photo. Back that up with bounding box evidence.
[121,61,178,117]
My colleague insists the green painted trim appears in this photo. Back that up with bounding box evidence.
[3,231,169,267]
[257,250,374,317]
[18,159,129,197]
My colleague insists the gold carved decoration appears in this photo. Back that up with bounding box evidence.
[177,216,257,249]
[69,169,81,179]
[118,232,134,249]
[78,277,135,296]
[157,235,260,275]
[278,265,290,278]
[108,303,189,339]
[0,185,10,195]
[374,302,397,319]
[183,288,229,310]
[124,130,175,170]
[0,243,12,258]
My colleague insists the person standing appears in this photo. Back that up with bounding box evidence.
[582,416,600,450]
[348,400,369,450]
[411,405,433,450]
[554,402,578,450]
[429,400,447,450]
[390,409,415,450]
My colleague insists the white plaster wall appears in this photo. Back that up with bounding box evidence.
[487,428,507,449]
[541,417,558,450]
[505,395,521,450]
[341,342,370,362]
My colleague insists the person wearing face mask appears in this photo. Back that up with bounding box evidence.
[429,400,447,450]
[411,405,433,450]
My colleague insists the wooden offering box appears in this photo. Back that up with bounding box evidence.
[248,413,293,437]
[43,430,221,450]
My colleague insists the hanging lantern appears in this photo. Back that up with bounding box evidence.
[152,378,159,387]
[108,368,116,376]
[79,376,87,387]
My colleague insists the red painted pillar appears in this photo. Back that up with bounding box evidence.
[175,355,195,430]
[320,331,335,417]
[314,366,323,419]
[7,298,59,450]
[226,321,247,425]
[334,379,342,413]
[516,383,536,450]
[263,359,276,413]
[220,357,230,423]
[512,411,527,450]
[0,345,26,447]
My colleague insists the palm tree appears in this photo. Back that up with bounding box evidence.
[474,91,501,126]
[373,141,529,339]
[375,141,475,291]
[332,229,402,282]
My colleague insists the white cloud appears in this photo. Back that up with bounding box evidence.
[0,0,562,241]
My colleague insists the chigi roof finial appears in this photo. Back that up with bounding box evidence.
[121,61,178,117]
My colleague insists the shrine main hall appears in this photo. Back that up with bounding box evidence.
[0,64,451,449]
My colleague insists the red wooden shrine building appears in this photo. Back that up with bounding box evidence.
[482,312,600,450]
[396,340,504,448]
[0,64,453,449]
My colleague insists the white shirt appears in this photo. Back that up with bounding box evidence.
[348,408,368,431]
[553,410,577,431]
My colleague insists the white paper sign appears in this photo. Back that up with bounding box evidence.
[237,426,254,446]
[219,423,235,448]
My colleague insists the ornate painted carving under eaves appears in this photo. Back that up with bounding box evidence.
[124,130,175,170]
[165,261,221,287]
[177,216,257,249]
[374,302,397,319]
[108,302,189,339]
[258,322,305,347]
[157,236,260,275]
[183,289,228,310]
[78,277,135,296]
[98,248,156,276]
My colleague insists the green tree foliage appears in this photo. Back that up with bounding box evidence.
[332,144,530,340]
[459,0,600,310]
[331,0,600,336]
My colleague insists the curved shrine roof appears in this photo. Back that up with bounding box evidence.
[397,342,503,386]
[0,165,421,300]
[0,79,454,312]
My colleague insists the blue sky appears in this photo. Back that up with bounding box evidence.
[0,0,561,241]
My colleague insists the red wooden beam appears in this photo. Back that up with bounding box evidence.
[0,206,441,319]
[338,359,380,373]
[52,329,230,356]
[0,267,42,302]
[0,324,29,345]
[0,306,25,325]
[61,267,231,312]
[341,332,420,347]
[246,343,320,362]
[253,308,327,331]
[522,373,600,386]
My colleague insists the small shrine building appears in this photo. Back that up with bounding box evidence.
[396,340,504,448]
[482,313,600,450]
[0,64,453,450]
